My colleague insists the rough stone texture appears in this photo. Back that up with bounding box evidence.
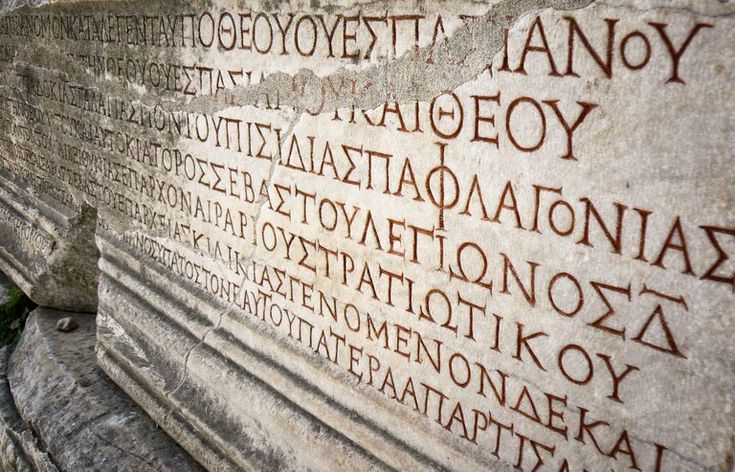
[0,0,100,311]
[0,176,99,311]
[8,308,203,471]
[0,345,57,472]
[0,0,733,471]
[0,269,51,470]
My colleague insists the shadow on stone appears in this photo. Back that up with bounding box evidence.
[0,272,36,346]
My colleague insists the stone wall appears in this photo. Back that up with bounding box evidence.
[0,0,733,470]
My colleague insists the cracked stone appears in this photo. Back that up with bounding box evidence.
[0,0,733,470]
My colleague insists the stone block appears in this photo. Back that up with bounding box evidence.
[0,345,57,472]
[0,173,98,311]
[0,0,733,470]
[8,308,203,471]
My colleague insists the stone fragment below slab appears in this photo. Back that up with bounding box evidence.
[0,173,99,312]
[0,345,57,472]
[7,308,203,471]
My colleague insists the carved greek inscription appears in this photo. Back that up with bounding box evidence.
[0,2,731,471]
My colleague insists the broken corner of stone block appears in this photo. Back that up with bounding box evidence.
[0,176,99,312]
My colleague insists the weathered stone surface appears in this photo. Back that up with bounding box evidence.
[0,345,57,472]
[0,7,99,311]
[0,0,734,471]
[0,175,99,311]
[8,308,203,471]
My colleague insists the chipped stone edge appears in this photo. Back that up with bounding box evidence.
[0,345,59,472]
